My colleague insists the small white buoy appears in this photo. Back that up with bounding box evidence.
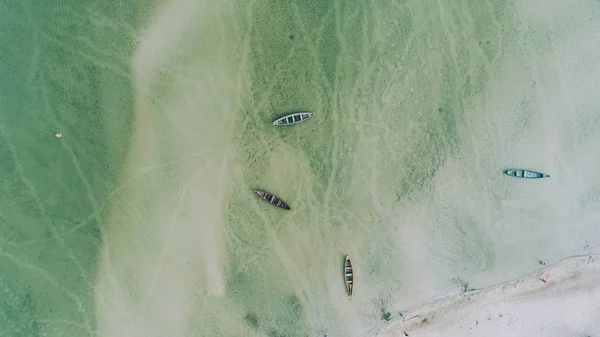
[55,132,63,138]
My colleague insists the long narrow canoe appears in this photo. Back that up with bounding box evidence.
[272,112,314,126]
[504,169,550,179]
[253,189,291,210]
[344,255,353,299]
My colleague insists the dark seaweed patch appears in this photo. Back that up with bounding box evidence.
[0,283,41,337]
[244,312,259,328]
[268,330,286,337]
[286,295,302,314]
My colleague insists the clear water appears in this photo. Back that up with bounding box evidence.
[1,0,600,336]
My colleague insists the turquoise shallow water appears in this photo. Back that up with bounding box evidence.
[2,0,600,336]
[0,1,139,336]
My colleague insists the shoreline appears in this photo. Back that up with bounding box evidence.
[371,254,600,336]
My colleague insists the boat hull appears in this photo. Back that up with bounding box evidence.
[504,169,550,179]
[253,189,291,210]
[273,112,315,126]
[344,255,353,299]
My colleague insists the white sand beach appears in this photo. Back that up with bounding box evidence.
[374,255,600,337]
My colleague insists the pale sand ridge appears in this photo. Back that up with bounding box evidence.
[94,0,242,336]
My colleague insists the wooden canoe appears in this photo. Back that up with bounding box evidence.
[344,255,353,299]
[272,112,315,126]
[253,189,291,210]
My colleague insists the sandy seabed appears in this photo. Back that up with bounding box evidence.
[92,0,600,337]
[374,254,600,337]
[3,0,600,336]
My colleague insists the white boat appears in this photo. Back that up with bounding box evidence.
[272,112,314,126]
[504,169,550,179]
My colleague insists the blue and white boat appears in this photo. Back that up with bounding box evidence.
[272,112,314,126]
[504,169,550,179]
